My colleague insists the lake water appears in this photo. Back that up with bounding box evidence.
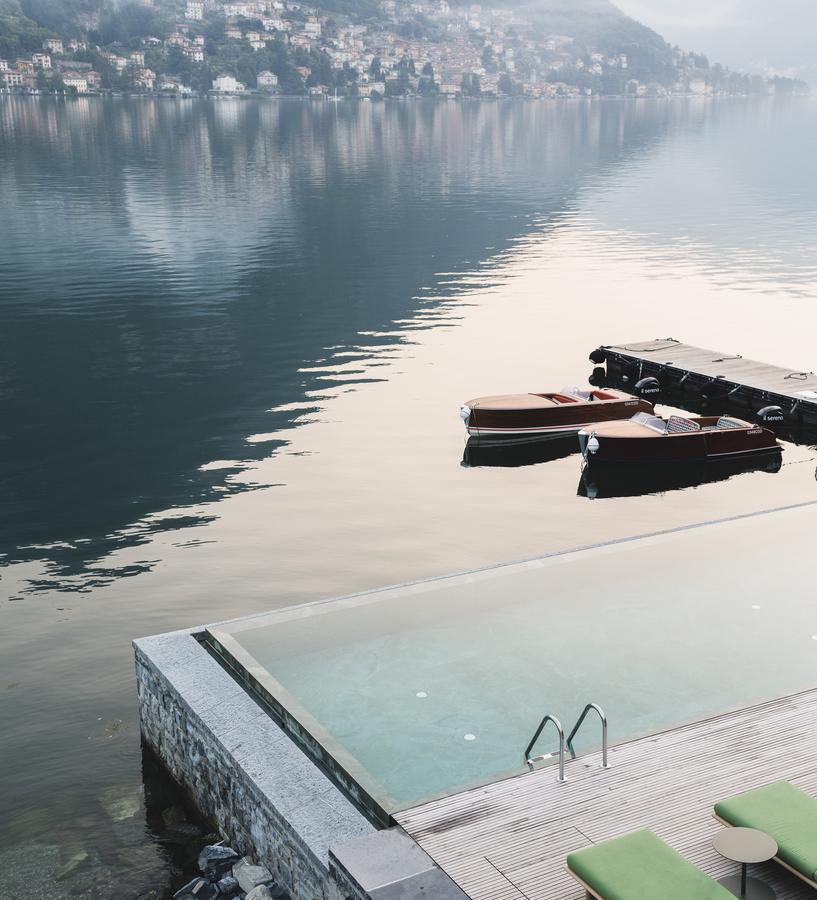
[2,95,817,897]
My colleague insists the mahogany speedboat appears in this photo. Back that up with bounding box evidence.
[459,385,656,439]
[578,411,782,464]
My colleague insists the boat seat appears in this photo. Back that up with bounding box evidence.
[716,416,743,429]
[666,415,700,434]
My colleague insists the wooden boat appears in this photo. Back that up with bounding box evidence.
[459,386,655,439]
[578,411,781,464]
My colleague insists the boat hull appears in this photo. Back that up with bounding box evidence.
[579,424,779,463]
[463,395,652,438]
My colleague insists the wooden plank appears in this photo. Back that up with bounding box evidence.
[396,688,817,900]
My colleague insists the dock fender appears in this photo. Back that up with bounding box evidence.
[589,347,606,365]
[635,376,661,399]
[756,405,785,429]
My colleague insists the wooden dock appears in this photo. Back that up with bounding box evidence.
[594,339,817,427]
[396,688,817,900]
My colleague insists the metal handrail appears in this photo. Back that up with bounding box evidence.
[523,714,566,782]
[566,703,609,769]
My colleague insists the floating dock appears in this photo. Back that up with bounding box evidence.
[593,339,817,427]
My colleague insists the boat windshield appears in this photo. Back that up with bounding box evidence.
[631,412,668,433]
[560,386,592,400]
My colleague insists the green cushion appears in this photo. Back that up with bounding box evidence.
[715,780,817,882]
[567,829,733,899]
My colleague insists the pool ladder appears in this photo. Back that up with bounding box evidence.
[523,703,609,783]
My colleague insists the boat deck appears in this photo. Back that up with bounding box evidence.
[396,688,817,900]
[596,339,817,425]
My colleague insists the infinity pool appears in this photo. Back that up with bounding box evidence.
[206,502,817,818]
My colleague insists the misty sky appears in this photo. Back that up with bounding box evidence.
[615,0,817,83]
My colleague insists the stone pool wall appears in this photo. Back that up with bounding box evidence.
[134,628,373,900]
[134,628,467,900]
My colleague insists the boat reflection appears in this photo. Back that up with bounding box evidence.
[578,451,783,500]
[462,434,579,468]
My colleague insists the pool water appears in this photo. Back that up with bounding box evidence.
[208,502,817,814]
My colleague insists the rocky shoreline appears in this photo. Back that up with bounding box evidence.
[175,843,291,900]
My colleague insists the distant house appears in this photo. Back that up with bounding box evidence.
[43,38,63,54]
[133,67,156,90]
[257,70,278,90]
[0,59,8,72]
[212,74,245,93]
[2,70,25,88]
[32,53,51,69]
[104,53,128,72]
[186,0,204,19]
[129,51,145,67]
[159,76,194,95]
[62,73,89,93]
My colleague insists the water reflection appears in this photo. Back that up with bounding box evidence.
[462,434,579,468]
[0,96,695,589]
[3,96,817,899]
[578,451,783,500]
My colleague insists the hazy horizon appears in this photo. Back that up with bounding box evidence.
[616,0,817,85]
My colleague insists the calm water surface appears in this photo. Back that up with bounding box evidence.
[2,95,817,896]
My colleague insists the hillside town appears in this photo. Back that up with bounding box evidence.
[0,0,809,99]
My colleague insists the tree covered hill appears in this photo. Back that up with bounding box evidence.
[0,0,668,63]
[0,0,808,96]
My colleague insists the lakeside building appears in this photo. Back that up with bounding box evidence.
[257,70,279,90]
[212,74,246,93]
[62,73,89,93]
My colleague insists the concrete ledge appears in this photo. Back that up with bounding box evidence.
[330,829,468,900]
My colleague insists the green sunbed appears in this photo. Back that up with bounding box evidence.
[567,829,733,899]
[715,780,817,889]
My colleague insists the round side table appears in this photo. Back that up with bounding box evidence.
[713,827,777,899]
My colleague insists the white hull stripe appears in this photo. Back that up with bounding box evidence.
[466,422,593,436]
[590,445,779,462]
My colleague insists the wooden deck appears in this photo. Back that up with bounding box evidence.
[596,339,817,426]
[396,688,817,900]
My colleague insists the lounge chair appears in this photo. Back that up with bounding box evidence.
[715,780,817,889]
[567,828,733,899]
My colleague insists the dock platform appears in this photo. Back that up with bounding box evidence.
[593,339,817,426]
[397,688,817,900]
